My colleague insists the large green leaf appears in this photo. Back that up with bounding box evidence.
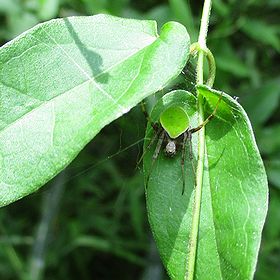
[0,14,190,206]
[144,87,268,280]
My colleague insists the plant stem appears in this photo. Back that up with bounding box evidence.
[186,1,212,280]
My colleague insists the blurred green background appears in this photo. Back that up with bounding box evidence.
[0,0,279,279]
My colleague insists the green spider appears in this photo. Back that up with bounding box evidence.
[142,92,222,194]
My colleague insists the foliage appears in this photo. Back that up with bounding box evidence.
[0,14,189,206]
[144,88,268,279]
[0,0,279,279]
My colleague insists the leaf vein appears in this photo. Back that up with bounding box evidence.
[41,26,123,108]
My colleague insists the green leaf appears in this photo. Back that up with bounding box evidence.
[6,12,39,40]
[241,18,280,52]
[243,78,280,126]
[38,0,60,20]
[144,87,268,280]
[257,124,280,156]
[169,0,197,40]
[265,158,280,189]
[0,0,19,14]
[145,5,172,29]
[160,106,190,139]
[214,41,250,78]
[0,14,190,206]
[263,189,280,239]
[212,0,229,17]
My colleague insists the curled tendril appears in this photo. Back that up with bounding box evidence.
[190,42,216,87]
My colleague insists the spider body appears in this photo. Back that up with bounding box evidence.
[146,105,193,194]
[165,138,177,157]
[159,105,191,160]
[143,90,222,194]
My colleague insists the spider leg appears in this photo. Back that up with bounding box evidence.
[181,132,188,195]
[189,92,223,134]
[145,130,165,189]
[135,126,162,170]
[181,129,196,194]
[137,100,160,169]
[187,130,196,178]
[141,101,158,132]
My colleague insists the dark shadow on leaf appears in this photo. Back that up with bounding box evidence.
[203,90,241,141]
[208,146,226,170]
[64,18,109,84]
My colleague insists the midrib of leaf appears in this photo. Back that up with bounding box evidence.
[201,95,247,280]
[201,86,268,279]
[202,92,241,279]
[0,27,156,134]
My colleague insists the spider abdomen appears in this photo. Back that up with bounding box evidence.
[165,140,176,157]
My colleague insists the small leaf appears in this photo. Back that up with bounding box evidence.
[0,14,190,206]
[160,106,190,138]
[144,87,268,280]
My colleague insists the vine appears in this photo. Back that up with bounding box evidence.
[186,1,213,279]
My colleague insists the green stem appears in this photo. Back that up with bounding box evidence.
[186,1,212,280]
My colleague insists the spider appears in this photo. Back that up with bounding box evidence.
[142,91,222,194]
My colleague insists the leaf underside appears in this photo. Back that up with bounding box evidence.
[0,14,190,206]
[144,87,268,280]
